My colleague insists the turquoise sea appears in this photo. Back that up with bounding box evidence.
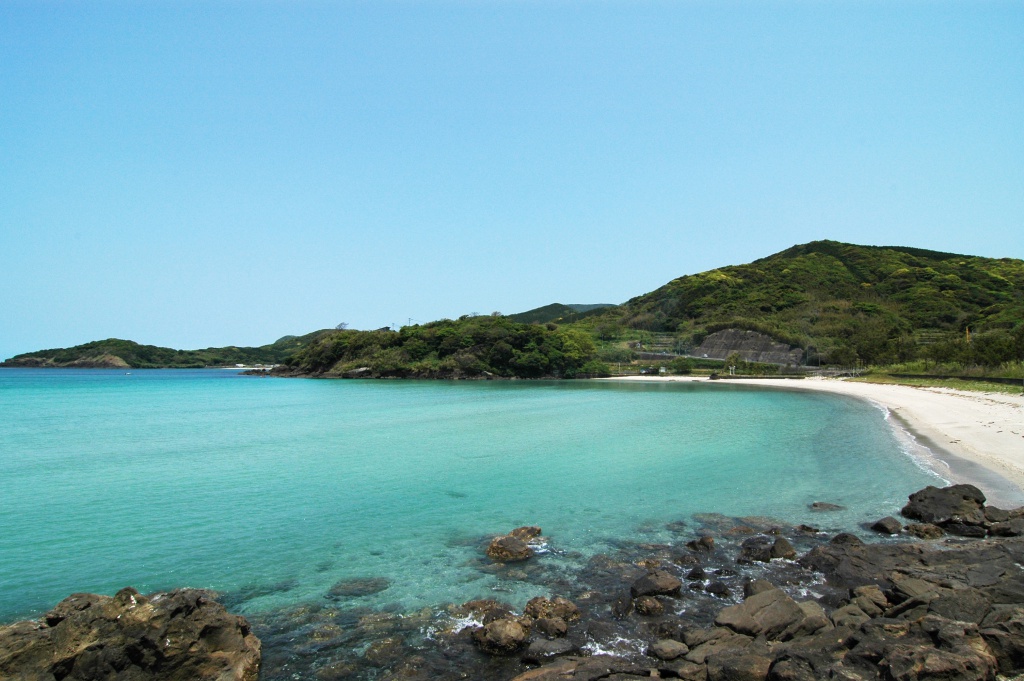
[0,369,945,623]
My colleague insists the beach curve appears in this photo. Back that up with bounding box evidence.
[601,375,1024,508]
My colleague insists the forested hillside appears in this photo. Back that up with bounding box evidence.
[579,241,1024,366]
[278,315,602,378]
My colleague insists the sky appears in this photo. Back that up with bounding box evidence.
[1,1,1022,359]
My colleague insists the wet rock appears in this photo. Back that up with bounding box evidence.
[745,579,776,598]
[706,581,732,598]
[648,638,689,660]
[523,596,580,622]
[522,637,575,663]
[687,536,715,552]
[901,484,986,526]
[610,593,633,619]
[471,618,529,654]
[715,587,806,640]
[486,535,533,562]
[328,577,391,598]
[871,516,902,535]
[771,537,797,560]
[363,636,404,666]
[809,502,845,512]
[795,524,821,534]
[830,532,863,546]
[533,617,568,638]
[738,536,774,563]
[905,522,944,539]
[509,526,542,541]
[687,567,706,580]
[0,587,260,681]
[634,595,664,616]
[630,569,682,598]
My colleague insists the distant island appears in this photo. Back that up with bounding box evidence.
[4,240,1022,379]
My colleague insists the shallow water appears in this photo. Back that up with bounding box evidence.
[0,369,943,622]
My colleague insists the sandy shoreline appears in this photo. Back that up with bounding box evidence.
[601,375,1024,508]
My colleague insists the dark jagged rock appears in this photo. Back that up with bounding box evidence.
[0,587,260,681]
[870,516,903,535]
[901,484,987,526]
[809,502,844,512]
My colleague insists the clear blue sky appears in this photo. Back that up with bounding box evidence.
[2,1,1022,359]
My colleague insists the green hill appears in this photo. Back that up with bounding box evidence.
[278,315,603,379]
[581,240,1024,366]
[1,330,335,369]
[507,303,616,325]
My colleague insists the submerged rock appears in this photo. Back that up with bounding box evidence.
[0,587,260,681]
[327,576,391,598]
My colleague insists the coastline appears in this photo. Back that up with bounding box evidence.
[600,375,1024,508]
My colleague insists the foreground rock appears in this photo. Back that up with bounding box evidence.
[486,526,544,562]
[0,587,260,681]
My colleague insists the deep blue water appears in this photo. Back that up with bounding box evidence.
[0,369,943,622]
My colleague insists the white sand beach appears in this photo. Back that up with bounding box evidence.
[604,375,1024,508]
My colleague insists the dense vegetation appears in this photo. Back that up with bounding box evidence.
[280,315,605,378]
[576,240,1024,369]
[506,303,615,325]
[0,331,334,369]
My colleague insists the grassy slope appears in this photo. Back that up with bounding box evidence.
[573,240,1024,366]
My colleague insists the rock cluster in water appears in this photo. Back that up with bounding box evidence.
[0,587,260,681]
[8,485,1024,681]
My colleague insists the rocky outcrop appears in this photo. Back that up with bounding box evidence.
[694,329,804,365]
[486,526,545,562]
[902,484,987,526]
[0,587,260,681]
